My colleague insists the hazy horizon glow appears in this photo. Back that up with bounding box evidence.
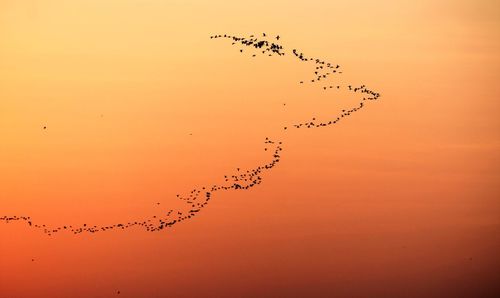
[1,1,499,297]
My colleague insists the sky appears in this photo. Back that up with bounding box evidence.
[1,0,499,297]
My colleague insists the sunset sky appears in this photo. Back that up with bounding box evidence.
[1,1,499,297]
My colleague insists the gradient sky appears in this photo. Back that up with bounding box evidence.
[1,1,499,297]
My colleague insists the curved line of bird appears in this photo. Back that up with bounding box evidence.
[0,33,381,236]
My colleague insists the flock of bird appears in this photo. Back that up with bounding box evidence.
[0,33,381,236]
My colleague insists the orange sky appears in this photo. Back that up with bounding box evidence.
[1,1,499,297]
